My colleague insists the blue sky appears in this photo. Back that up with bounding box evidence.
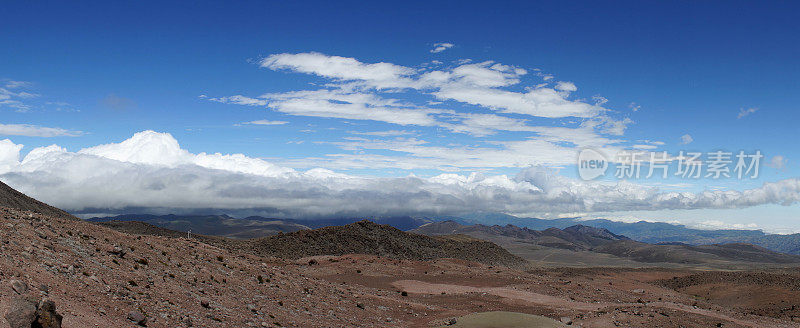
[1,1,799,232]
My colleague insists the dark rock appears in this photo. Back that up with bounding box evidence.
[5,297,37,328]
[34,299,63,328]
[127,310,147,326]
[10,280,28,295]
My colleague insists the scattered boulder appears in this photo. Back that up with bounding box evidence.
[5,297,37,328]
[34,299,63,328]
[10,280,28,295]
[4,296,62,328]
[108,246,126,258]
[127,310,147,326]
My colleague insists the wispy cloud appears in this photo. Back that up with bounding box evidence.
[203,51,645,170]
[0,123,83,137]
[4,80,32,89]
[243,120,289,126]
[737,107,759,119]
[0,80,38,112]
[349,130,416,137]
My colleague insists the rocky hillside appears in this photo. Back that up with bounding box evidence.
[90,214,310,239]
[0,205,413,327]
[0,193,490,327]
[0,180,73,219]
[594,240,800,264]
[236,220,526,267]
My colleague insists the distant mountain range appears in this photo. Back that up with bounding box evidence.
[450,213,800,255]
[410,221,629,251]
[412,221,800,266]
[89,211,800,255]
[88,214,433,239]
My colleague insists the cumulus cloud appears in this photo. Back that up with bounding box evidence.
[430,43,454,53]
[1,131,798,218]
[0,123,83,137]
[0,139,23,173]
[555,81,577,92]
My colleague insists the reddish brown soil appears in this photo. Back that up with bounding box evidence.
[1,206,799,327]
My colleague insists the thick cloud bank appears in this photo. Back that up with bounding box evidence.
[0,131,798,218]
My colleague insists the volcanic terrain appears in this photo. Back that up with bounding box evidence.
[1,181,800,327]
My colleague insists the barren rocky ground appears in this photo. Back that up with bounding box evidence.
[2,176,800,327]
[1,205,799,327]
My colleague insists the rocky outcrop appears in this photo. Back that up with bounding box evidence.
[4,280,62,328]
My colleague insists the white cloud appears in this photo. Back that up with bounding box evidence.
[430,43,454,53]
[696,220,759,230]
[243,120,289,125]
[1,80,73,113]
[737,107,759,119]
[443,113,537,136]
[1,131,799,218]
[305,128,624,170]
[432,87,601,118]
[680,134,694,145]
[0,86,35,112]
[260,52,415,89]
[0,139,23,173]
[4,81,32,89]
[245,53,606,119]
[209,52,640,167]
[212,90,443,127]
[349,130,415,137]
[555,81,577,92]
[0,123,83,137]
